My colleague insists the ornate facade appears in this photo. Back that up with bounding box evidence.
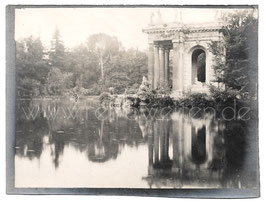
[143,10,224,98]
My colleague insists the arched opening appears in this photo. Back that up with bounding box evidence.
[191,49,206,84]
[191,126,207,165]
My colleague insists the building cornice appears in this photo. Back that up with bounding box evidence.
[143,22,224,34]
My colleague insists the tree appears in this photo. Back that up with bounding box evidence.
[16,32,148,97]
[65,45,100,89]
[45,67,73,96]
[209,10,258,97]
[16,36,49,97]
[96,48,147,94]
[86,33,122,81]
[49,28,66,69]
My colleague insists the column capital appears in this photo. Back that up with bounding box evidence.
[172,42,179,49]
[159,45,165,50]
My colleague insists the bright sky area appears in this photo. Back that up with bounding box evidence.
[15,7,255,51]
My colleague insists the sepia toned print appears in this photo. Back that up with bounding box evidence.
[7,6,259,197]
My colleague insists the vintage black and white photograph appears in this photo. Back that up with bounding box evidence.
[6,5,259,197]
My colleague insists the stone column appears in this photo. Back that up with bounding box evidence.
[164,49,170,88]
[178,39,184,91]
[172,41,179,91]
[148,42,154,88]
[153,44,160,89]
[159,46,165,88]
[172,38,184,94]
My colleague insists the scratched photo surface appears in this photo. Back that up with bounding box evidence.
[12,7,259,193]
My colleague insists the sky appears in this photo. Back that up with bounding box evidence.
[15,7,255,51]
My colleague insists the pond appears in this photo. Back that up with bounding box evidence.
[14,98,259,189]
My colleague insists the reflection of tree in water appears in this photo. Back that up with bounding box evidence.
[221,121,254,188]
[15,100,49,160]
[15,99,146,167]
[15,99,258,189]
[49,133,66,168]
[87,119,119,162]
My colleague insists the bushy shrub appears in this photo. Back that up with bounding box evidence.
[99,92,112,105]
[179,92,214,108]
[125,83,139,95]
[85,83,104,96]
[209,85,238,109]
[153,96,174,108]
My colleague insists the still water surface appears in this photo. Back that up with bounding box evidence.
[15,98,258,188]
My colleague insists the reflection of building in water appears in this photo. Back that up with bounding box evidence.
[143,112,226,188]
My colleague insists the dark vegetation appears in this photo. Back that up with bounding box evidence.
[16,31,147,98]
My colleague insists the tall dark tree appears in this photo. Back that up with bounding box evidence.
[49,28,66,69]
[16,36,49,97]
[209,10,258,97]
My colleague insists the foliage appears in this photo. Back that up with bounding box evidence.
[99,92,112,105]
[84,83,103,96]
[149,96,174,108]
[49,28,66,69]
[16,36,50,97]
[178,86,239,109]
[179,92,214,108]
[87,33,122,80]
[131,77,174,107]
[209,85,238,109]
[125,83,140,95]
[65,45,100,89]
[44,67,74,96]
[16,30,148,98]
[104,48,148,94]
[209,10,258,97]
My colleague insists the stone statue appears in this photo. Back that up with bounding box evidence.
[174,8,183,23]
[139,76,150,90]
[137,76,153,102]
[150,12,155,25]
[156,9,163,24]
[215,10,222,21]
